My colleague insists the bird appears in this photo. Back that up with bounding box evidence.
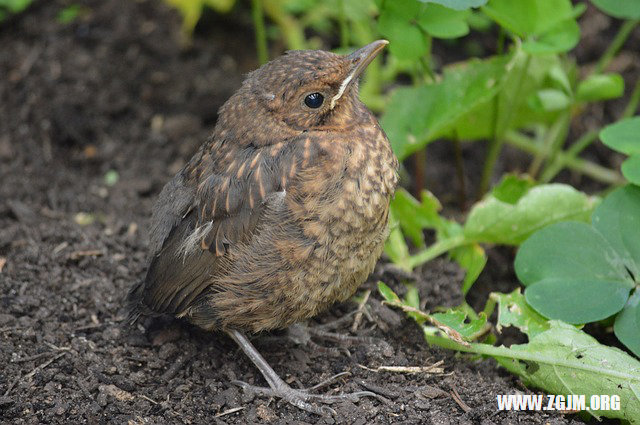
[126,39,398,414]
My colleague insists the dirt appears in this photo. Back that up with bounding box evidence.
[0,1,636,424]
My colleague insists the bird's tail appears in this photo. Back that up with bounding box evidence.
[124,281,146,325]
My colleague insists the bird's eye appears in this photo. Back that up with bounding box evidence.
[304,92,324,109]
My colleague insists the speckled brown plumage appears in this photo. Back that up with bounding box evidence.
[126,40,398,414]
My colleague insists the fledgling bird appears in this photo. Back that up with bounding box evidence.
[127,40,398,414]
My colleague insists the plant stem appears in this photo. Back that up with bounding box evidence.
[622,77,640,119]
[593,19,640,75]
[540,129,599,182]
[531,111,571,179]
[251,0,268,64]
[453,136,467,210]
[480,53,531,195]
[505,130,623,184]
[422,326,640,382]
[407,235,467,269]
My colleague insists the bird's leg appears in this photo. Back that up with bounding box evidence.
[227,329,379,415]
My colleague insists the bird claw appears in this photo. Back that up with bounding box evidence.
[231,379,377,415]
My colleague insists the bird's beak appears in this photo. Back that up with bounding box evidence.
[330,40,389,109]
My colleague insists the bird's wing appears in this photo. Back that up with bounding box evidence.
[128,137,313,318]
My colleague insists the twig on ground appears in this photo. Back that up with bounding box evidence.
[351,289,371,332]
[215,406,246,417]
[450,385,472,413]
[358,360,446,375]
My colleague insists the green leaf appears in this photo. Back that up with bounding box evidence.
[451,243,487,294]
[491,174,535,204]
[377,281,401,303]
[384,212,412,271]
[496,321,640,422]
[528,88,571,112]
[516,186,640,325]
[491,289,550,338]
[377,0,429,60]
[576,73,625,102]
[482,0,575,37]
[600,116,640,155]
[622,155,640,185]
[0,0,32,13]
[516,222,633,285]
[430,308,489,340]
[591,0,640,19]
[464,184,597,245]
[389,189,444,247]
[591,185,640,279]
[383,55,509,160]
[522,18,580,54]
[525,277,631,323]
[378,12,428,60]
[417,3,470,39]
[419,0,488,10]
[615,290,640,357]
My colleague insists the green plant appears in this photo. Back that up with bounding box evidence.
[379,283,640,423]
[515,185,640,356]
[0,0,33,21]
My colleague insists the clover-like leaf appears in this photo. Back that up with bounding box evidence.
[615,291,640,358]
[515,186,640,340]
[591,0,640,19]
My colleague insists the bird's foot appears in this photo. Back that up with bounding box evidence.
[232,374,379,415]
[286,323,390,355]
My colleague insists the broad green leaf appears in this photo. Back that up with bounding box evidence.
[615,290,640,357]
[378,12,428,60]
[383,55,508,160]
[454,51,562,141]
[430,309,489,340]
[491,174,535,204]
[516,222,633,284]
[495,321,640,422]
[591,0,640,19]
[491,289,549,337]
[522,19,580,54]
[528,88,571,112]
[377,0,429,60]
[417,3,470,39]
[516,186,640,325]
[482,0,575,37]
[464,184,596,245]
[622,155,640,185]
[525,277,631,323]
[591,185,640,279]
[576,73,625,102]
[419,0,488,10]
[600,116,640,155]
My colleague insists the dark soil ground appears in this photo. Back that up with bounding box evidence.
[1,1,637,424]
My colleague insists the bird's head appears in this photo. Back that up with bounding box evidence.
[214,40,388,146]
